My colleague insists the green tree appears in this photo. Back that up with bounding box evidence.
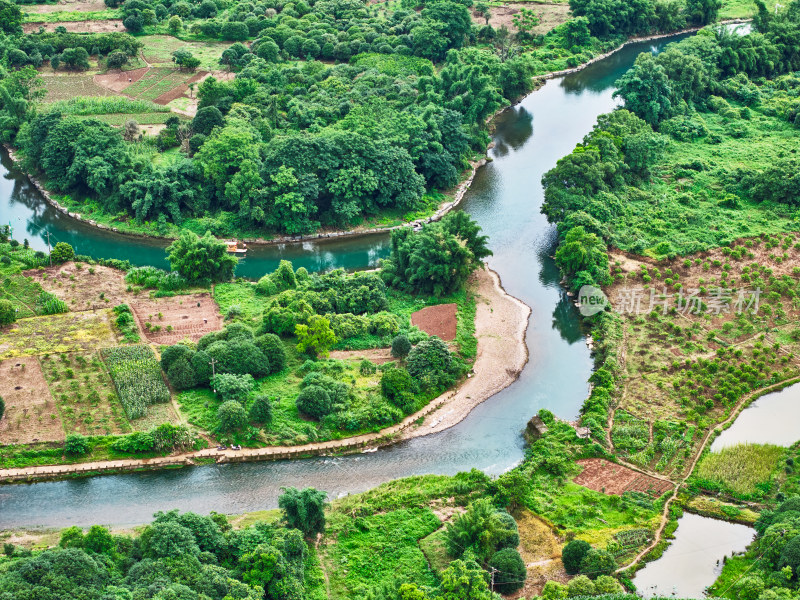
[407,337,456,390]
[686,0,721,25]
[0,0,23,35]
[614,53,673,125]
[212,373,255,401]
[391,334,412,359]
[295,384,332,419]
[295,315,337,358]
[0,396,4,421]
[562,539,591,575]
[512,7,540,36]
[51,242,75,263]
[580,548,616,578]
[168,15,182,33]
[166,230,237,283]
[439,559,493,600]
[192,106,224,136]
[140,520,199,558]
[380,367,415,411]
[255,333,287,373]
[221,21,249,41]
[554,226,611,291]
[488,548,526,593]
[278,486,327,536]
[83,526,114,555]
[445,498,519,562]
[172,49,200,71]
[0,300,16,326]
[217,399,247,432]
[567,574,596,597]
[65,434,89,455]
[249,395,273,423]
[59,526,85,548]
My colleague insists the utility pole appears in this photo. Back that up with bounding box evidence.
[45,231,52,266]
[489,567,498,593]
[209,358,218,393]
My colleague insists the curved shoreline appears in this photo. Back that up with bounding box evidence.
[0,265,530,484]
[0,20,748,250]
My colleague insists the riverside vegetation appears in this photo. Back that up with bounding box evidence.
[4,0,800,599]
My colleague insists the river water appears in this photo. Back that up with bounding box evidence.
[0,34,692,528]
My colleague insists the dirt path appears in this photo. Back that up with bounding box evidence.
[0,266,532,482]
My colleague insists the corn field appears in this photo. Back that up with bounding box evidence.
[102,345,170,420]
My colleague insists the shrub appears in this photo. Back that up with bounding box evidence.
[407,336,455,389]
[295,315,336,358]
[191,350,212,385]
[65,434,89,456]
[206,339,270,377]
[380,367,415,411]
[167,357,196,390]
[256,274,278,296]
[278,487,327,536]
[390,334,412,359]
[160,344,194,372]
[106,50,128,68]
[295,385,332,419]
[111,431,155,453]
[446,499,518,562]
[487,548,526,593]
[50,242,75,263]
[359,359,376,375]
[778,535,800,578]
[211,373,255,402]
[562,539,591,575]
[217,400,247,432]
[567,575,596,597]
[254,333,286,373]
[220,21,249,41]
[0,396,5,421]
[249,395,273,424]
[580,548,616,578]
[0,299,16,326]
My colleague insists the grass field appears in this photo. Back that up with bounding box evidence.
[22,8,120,22]
[139,35,230,70]
[695,443,784,496]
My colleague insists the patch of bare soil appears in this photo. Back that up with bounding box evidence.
[94,67,148,93]
[471,3,571,35]
[400,267,530,440]
[26,263,129,312]
[0,357,64,445]
[328,348,394,364]
[410,303,457,341]
[573,458,673,496]
[129,293,223,344]
[24,0,107,13]
[153,71,207,105]
[23,20,124,34]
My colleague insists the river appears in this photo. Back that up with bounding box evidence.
[0,34,692,528]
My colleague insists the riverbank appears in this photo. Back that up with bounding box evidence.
[0,265,530,484]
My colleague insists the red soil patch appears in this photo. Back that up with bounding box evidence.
[153,71,207,105]
[410,303,457,340]
[0,357,64,445]
[573,458,673,497]
[95,67,148,93]
[129,293,223,344]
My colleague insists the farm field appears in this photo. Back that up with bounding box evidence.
[0,356,64,445]
[40,73,115,102]
[139,35,231,70]
[573,458,674,496]
[0,311,117,359]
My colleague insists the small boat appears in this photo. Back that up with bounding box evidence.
[225,240,247,256]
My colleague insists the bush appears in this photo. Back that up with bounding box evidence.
[295,385,332,419]
[249,395,273,424]
[211,373,255,402]
[562,539,591,575]
[50,242,75,263]
[206,339,271,377]
[359,359,376,375]
[254,333,286,373]
[191,350,212,385]
[0,299,16,326]
[217,400,247,432]
[580,548,616,578]
[487,548,526,593]
[167,357,196,390]
[161,344,194,372]
[0,396,5,421]
[390,334,412,359]
[220,21,249,41]
[106,50,128,68]
[111,431,155,453]
[64,434,89,456]
[278,487,327,536]
[567,575,596,597]
[407,337,455,389]
[778,535,800,578]
[256,274,278,296]
[380,367,415,411]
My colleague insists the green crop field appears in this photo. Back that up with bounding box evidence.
[101,345,170,420]
[695,444,784,497]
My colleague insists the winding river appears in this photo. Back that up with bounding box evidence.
[0,34,693,528]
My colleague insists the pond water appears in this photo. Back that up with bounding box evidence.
[711,383,800,451]
[632,513,754,599]
[0,33,691,528]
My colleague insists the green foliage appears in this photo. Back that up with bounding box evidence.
[217,399,248,432]
[212,372,255,402]
[0,396,4,421]
[580,548,617,578]
[295,384,332,420]
[445,498,519,562]
[278,486,327,536]
[50,242,75,264]
[407,337,459,392]
[112,304,140,343]
[64,433,89,456]
[166,230,237,283]
[381,213,491,297]
[488,548,526,593]
[380,367,416,412]
[249,394,273,424]
[255,333,287,373]
[296,315,337,358]
[391,334,412,359]
[0,299,16,325]
[694,444,784,497]
[562,539,592,574]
